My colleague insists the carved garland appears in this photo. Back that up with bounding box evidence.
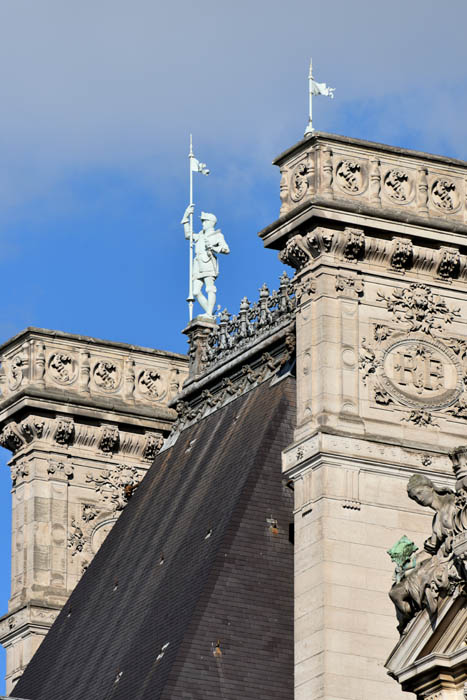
[361,283,466,426]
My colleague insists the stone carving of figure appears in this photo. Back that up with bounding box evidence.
[388,474,457,633]
[181,204,230,318]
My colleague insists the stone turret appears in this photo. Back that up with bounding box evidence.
[0,327,187,692]
[259,132,467,700]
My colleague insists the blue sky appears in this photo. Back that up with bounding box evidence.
[0,0,466,690]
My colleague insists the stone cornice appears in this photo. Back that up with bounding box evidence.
[273,131,467,169]
[0,326,187,361]
[259,196,467,251]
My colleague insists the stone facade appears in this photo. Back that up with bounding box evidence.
[0,328,187,692]
[260,132,467,700]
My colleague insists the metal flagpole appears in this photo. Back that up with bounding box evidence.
[188,134,194,321]
[304,58,313,137]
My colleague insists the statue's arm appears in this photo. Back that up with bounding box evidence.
[212,232,230,255]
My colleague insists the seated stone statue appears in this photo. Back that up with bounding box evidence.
[388,474,458,633]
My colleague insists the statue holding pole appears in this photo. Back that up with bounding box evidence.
[181,136,230,320]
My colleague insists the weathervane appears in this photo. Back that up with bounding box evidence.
[304,58,335,137]
[181,135,230,321]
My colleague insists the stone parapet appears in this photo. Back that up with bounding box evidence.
[261,131,467,250]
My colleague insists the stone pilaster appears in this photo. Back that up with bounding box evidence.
[0,328,187,692]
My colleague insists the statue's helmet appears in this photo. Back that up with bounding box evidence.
[200,212,217,226]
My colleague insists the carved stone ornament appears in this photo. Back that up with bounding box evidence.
[143,433,164,461]
[68,518,85,556]
[290,161,310,202]
[10,461,29,485]
[384,169,414,204]
[381,338,463,411]
[93,361,121,391]
[431,178,460,212]
[335,160,365,194]
[138,369,166,400]
[335,275,364,298]
[437,247,460,280]
[48,353,77,385]
[377,283,460,336]
[47,460,74,479]
[86,463,143,512]
[53,417,75,446]
[343,228,365,262]
[8,354,26,391]
[82,503,99,523]
[387,457,467,634]
[390,238,413,272]
[360,305,467,422]
[279,235,310,270]
[0,422,25,453]
[20,417,45,441]
[293,275,317,306]
[98,425,119,454]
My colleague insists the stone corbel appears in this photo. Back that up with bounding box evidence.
[390,237,413,272]
[335,227,365,263]
[436,246,460,281]
[278,234,312,271]
[98,425,120,454]
[143,432,164,461]
[19,417,45,442]
[305,227,335,258]
[53,417,75,446]
[0,422,26,453]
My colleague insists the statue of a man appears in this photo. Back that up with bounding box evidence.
[181,204,230,317]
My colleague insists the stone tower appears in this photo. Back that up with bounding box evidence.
[260,133,467,700]
[0,328,187,692]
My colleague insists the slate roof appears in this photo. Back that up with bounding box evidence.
[14,376,295,700]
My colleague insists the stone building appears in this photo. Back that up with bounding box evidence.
[3,130,467,700]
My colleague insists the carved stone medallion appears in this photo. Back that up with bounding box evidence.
[384,169,414,204]
[48,353,77,385]
[336,160,365,195]
[431,179,460,212]
[93,361,121,391]
[290,161,309,202]
[380,338,463,410]
[8,355,25,391]
[138,369,166,400]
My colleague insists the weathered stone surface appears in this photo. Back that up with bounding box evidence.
[268,133,467,699]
